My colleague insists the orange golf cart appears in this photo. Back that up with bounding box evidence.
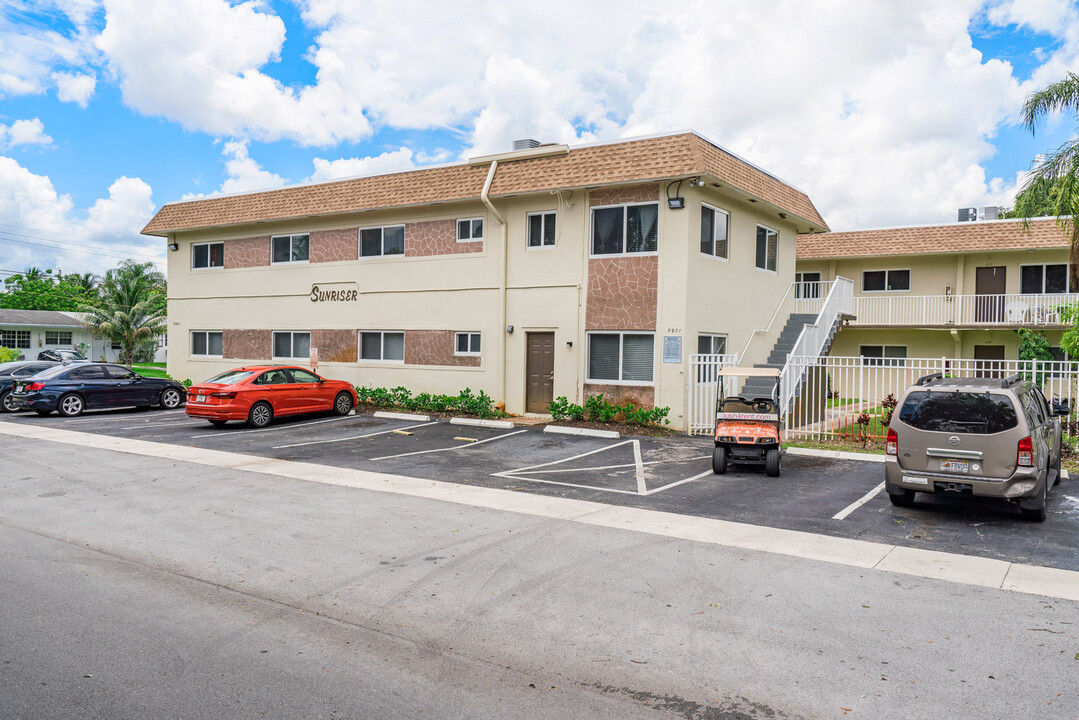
[712,367,782,477]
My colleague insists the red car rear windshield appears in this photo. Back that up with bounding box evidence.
[205,370,255,385]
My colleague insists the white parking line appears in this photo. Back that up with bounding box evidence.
[832,481,886,520]
[189,414,354,439]
[122,419,204,430]
[370,429,528,461]
[272,422,437,449]
[643,469,714,496]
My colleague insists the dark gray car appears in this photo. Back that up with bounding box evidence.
[885,373,1068,521]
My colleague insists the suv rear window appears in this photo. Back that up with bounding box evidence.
[898,391,1018,434]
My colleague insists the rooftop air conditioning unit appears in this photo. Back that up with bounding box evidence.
[958,207,977,222]
[981,206,1002,220]
[513,139,541,151]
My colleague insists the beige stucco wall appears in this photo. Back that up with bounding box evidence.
[828,327,1065,360]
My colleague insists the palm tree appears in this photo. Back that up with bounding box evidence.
[1019,72,1079,283]
[79,261,167,365]
[62,272,101,295]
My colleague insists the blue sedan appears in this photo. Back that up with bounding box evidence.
[10,363,186,417]
[0,360,59,412]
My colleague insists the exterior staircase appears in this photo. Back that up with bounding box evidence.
[740,313,818,399]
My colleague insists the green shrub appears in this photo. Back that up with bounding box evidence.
[548,396,585,421]
[353,384,503,418]
[0,346,20,363]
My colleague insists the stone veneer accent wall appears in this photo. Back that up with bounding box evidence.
[222,329,272,360]
[403,330,481,367]
[585,256,658,330]
[312,329,358,363]
[583,383,655,409]
[224,236,270,268]
[310,228,359,263]
[405,219,483,257]
[588,183,659,207]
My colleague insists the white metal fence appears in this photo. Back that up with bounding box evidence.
[687,353,740,434]
[780,277,854,415]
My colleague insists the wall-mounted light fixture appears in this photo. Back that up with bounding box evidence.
[506,325,514,334]
[168,242,179,252]
[666,179,686,210]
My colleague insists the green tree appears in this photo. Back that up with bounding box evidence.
[79,261,167,365]
[1016,72,1079,282]
[0,271,95,311]
[60,272,101,296]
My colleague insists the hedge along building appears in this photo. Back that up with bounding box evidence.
[794,217,1076,363]
[142,131,828,428]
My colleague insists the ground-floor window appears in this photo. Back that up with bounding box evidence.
[454,332,481,356]
[1,330,31,349]
[697,333,727,355]
[45,331,73,345]
[191,331,223,357]
[273,331,311,360]
[860,345,907,367]
[360,331,404,362]
[587,332,654,383]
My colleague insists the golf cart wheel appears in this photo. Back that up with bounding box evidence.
[712,446,728,474]
[765,447,780,477]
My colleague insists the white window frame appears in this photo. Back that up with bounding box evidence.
[700,203,730,262]
[861,268,911,293]
[271,331,311,360]
[359,331,405,363]
[585,331,655,385]
[1,329,31,349]
[697,333,727,356]
[526,211,557,250]
[270,234,310,265]
[754,224,778,274]
[1019,263,1072,294]
[589,202,660,258]
[358,224,406,258]
[191,241,224,271]
[190,330,223,358]
[456,217,484,243]
[454,331,481,356]
[860,345,907,367]
[44,330,73,345]
[795,271,822,299]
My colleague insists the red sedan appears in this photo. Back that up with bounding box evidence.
[186,366,357,428]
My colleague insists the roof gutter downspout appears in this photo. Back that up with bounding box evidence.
[481,161,508,408]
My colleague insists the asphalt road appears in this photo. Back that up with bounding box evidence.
[1,435,1076,719]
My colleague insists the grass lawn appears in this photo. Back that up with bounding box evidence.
[826,397,859,407]
[133,365,171,379]
[134,362,166,368]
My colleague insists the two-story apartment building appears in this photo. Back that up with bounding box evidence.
[795,217,1075,364]
[141,131,828,427]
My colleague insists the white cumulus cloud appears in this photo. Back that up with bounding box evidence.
[52,70,97,106]
[0,118,53,149]
[307,147,415,183]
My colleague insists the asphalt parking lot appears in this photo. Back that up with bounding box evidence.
[4,406,1078,572]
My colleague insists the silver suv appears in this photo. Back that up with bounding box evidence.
[885,373,1068,521]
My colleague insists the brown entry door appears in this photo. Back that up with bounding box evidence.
[975,266,1006,323]
[526,333,554,413]
[974,345,1006,378]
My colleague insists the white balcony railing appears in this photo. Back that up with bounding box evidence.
[797,284,1079,326]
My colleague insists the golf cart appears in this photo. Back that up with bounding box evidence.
[712,367,782,477]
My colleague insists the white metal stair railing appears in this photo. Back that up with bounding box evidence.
[779,276,854,421]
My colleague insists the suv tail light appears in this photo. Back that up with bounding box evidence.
[210,391,237,399]
[1017,436,1033,467]
[886,428,897,456]
[27,382,45,391]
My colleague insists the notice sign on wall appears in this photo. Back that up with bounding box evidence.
[662,335,682,363]
[310,282,358,303]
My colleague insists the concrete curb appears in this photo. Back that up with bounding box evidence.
[544,425,620,439]
[785,446,886,463]
[374,411,431,422]
[450,417,515,430]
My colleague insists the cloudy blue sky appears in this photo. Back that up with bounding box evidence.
[2,0,1079,278]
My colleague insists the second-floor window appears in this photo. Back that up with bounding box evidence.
[862,269,910,292]
[700,204,729,259]
[192,242,224,269]
[1021,264,1071,294]
[527,211,556,248]
[755,225,778,272]
[360,225,405,257]
[271,234,309,264]
[457,218,483,242]
[591,203,658,256]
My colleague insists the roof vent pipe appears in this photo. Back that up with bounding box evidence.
[513,139,541,151]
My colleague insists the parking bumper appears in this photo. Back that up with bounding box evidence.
[885,457,1041,499]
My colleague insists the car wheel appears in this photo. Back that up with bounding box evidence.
[159,388,183,410]
[765,447,780,477]
[887,486,916,507]
[247,401,273,429]
[712,446,728,474]
[208,419,227,427]
[0,390,16,413]
[1020,477,1048,522]
[1053,446,1062,487]
[58,393,85,417]
[333,391,354,416]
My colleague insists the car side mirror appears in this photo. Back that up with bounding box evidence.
[1053,400,1070,417]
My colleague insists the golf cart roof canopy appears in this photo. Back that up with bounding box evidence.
[717,367,781,378]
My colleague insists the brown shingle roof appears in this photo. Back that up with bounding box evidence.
[797,218,1073,259]
[142,132,828,236]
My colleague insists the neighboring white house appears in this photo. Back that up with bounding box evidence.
[0,309,166,363]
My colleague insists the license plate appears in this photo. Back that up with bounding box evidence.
[904,476,930,486]
[15,383,25,393]
[940,459,968,473]
[195,395,207,403]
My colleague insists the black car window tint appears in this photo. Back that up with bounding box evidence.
[70,366,107,380]
[290,369,320,383]
[898,391,1019,434]
[105,365,136,379]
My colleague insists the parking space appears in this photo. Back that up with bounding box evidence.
[5,406,1079,572]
